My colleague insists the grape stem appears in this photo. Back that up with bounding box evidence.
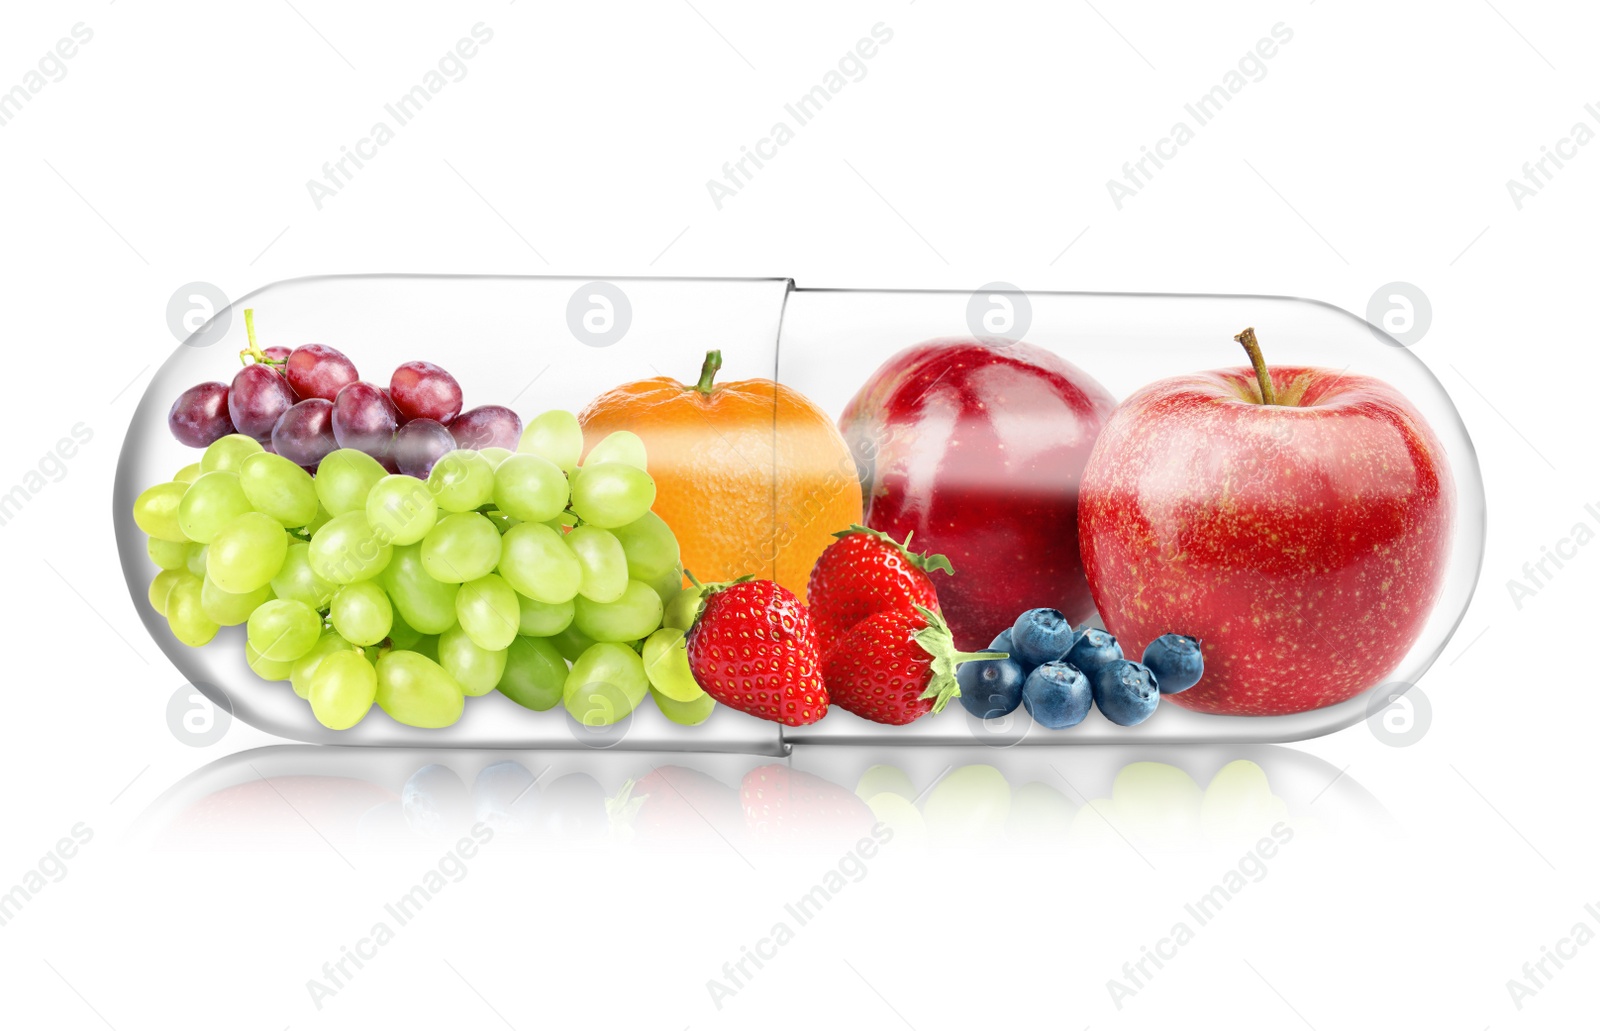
[238,308,284,367]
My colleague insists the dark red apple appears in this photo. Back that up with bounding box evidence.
[1078,328,1454,716]
[839,338,1117,651]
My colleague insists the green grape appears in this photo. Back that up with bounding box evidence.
[518,409,583,471]
[200,433,264,474]
[291,631,361,699]
[375,650,465,728]
[564,524,628,603]
[517,594,574,637]
[271,542,335,611]
[177,471,253,544]
[174,462,203,483]
[208,512,289,594]
[492,453,568,523]
[315,449,386,516]
[185,542,208,578]
[647,565,685,606]
[380,542,460,633]
[650,685,716,726]
[569,462,655,528]
[549,623,597,663]
[497,636,568,711]
[330,581,393,647]
[165,577,218,647]
[585,430,648,471]
[148,569,186,615]
[309,511,392,585]
[309,650,378,730]
[563,642,648,726]
[132,481,188,542]
[641,627,704,702]
[366,474,438,546]
[456,574,520,651]
[427,450,495,513]
[438,624,508,697]
[386,609,422,649]
[299,635,363,698]
[201,576,271,626]
[572,579,664,642]
[306,505,333,534]
[239,452,319,527]
[479,446,514,469]
[662,584,707,631]
[245,642,293,682]
[497,522,580,603]
[411,634,441,663]
[610,512,680,582]
[246,599,322,662]
[421,512,501,583]
[147,536,190,571]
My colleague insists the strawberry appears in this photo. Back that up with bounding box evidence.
[806,525,953,654]
[824,605,1001,725]
[685,579,828,726]
[621,766,743,844]
[740,764,874,843]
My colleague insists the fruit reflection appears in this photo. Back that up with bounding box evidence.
[160,753,1313,852]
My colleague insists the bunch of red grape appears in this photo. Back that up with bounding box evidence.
[168,310,522,477]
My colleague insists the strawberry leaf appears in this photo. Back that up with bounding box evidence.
[831,524,954,576]
[685,571,755,625]
[909,605,1007,714]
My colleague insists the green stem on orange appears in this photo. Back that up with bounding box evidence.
[693,350,723,394]
[1234,326,1277,405]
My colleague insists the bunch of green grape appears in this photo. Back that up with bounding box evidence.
[132,410,714,731]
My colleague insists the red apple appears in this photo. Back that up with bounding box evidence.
[839,338,1117,651]
[1079,328,1454,716]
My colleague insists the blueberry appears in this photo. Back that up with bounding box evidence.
[1142,634,1204,694]
[1092,659,1160,726]
[988,627,1032,677]
[401,764,471,837]
[1021,661,1093,729]
[541,773,608,839]
[473,760,540,833]
[1065,628,1124,681]
[1010,608,1075,667]
[957,653,1026,719]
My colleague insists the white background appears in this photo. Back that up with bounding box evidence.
[0,0,1594,1027]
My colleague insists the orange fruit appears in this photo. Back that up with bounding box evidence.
[578,350,862,603]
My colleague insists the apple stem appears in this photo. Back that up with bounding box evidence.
[694,350,723,394]
[1234,326,1277,405]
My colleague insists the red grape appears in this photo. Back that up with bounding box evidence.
[390,361,463,424]
[332,381,399,458]
[286,344,359,401]
[450,405,522,451]
[272,398,337,468]
[381,387,407,425]
[262,345,293,369]
[391,419,455,478]
[168,382,234,448]
[229,363,300,442]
